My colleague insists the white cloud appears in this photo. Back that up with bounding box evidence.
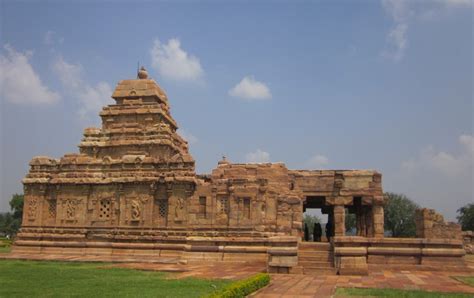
[150,38,203,81]
[440,0,473,7]
[307,154,329,169]
[381,0,411,61]
[0,45,60,105]
[77,82,113,119]
[394,134,474,221]
[53,56,83,89]
[245,149,270,163]
[381,0,470,61]
[43,31,64,48]
[229,76,272,100]
[459,134,474,159]
[382,0,413,23]
[384,23,408,61]
[52,56,112,119]
[44,31,55,45]
[401,134,474,177]
[178,129,198,144]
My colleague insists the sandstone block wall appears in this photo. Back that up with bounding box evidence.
[463,231,473,254]
[15,67,386,267]
[415,208,462,240]
[333,236,467,275]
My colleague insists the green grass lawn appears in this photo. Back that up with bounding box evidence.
[0,246,10,253]
[0,237,12,253]
[0,238,11,253]
[335,287,472,298]
[0,260,231,297]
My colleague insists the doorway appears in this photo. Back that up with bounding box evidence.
[303,196,333,242]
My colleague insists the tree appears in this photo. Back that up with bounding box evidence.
[457,203,474,231]
[345,210,356,234]
[384,192,419,237]
[9,194,23,221]
[0,194,24,237]
[303,214,321,238]
[0,212,19,237]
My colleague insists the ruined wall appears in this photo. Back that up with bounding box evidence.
[333,236,467,275]
[415,208,462,240]
[462,231,473,254]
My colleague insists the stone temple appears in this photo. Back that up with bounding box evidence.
[14,67,467,274]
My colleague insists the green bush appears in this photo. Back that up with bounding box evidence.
[206,273,270,298]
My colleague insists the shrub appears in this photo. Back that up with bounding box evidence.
[206,273,270,298]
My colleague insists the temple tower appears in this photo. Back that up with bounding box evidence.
[22,67,196,228]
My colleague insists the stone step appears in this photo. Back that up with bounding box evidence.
[298,260,333,268]
[303,267,337,275]
[298,255,333,262]
[298,251,334,257]
[298,242,332,251]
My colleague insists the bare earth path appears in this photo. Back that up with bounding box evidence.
[251,270,474,298]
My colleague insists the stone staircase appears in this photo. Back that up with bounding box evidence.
[291,242,336,274]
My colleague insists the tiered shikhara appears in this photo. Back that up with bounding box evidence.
[17,67,388,270]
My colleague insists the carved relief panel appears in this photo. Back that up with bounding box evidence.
[27,197,39,222]
[58,198,83,225]
[41,192,57,226]
[153,187,168,227]
[215,194,229,225]
[23,185,47,225]
[121,193,150,226]
[87,186,118,226]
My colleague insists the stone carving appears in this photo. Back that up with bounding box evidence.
[27,198,38,219]
[131,200,141,220]
[174,197,185,221]
[66,199,77,219]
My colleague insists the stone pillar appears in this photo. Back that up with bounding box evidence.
[333,205,345,236]
[372,205,384,238]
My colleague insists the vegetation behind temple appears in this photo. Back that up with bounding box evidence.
[457,203,474,231]
[0,194,23,238]
[384,192,419,237]
[303,192,474,238]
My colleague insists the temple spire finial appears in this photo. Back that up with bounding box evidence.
[137,65,148,79]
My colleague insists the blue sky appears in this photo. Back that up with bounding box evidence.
[0,0,472,220]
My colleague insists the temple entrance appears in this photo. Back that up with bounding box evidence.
[303,196,333,242]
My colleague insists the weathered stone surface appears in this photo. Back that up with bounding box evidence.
[462,231,473,254]
[15,67,391,271]
[416,208,462,240]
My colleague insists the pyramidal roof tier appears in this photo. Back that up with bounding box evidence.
[112,67,168,104]
[23,67,196,185]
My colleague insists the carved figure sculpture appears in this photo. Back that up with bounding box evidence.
[131,200,141,220]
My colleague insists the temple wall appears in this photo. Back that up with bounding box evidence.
[333,236,467,275]
[415,208,462,240]
[462,231,473,254]
[15,72,385,268]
